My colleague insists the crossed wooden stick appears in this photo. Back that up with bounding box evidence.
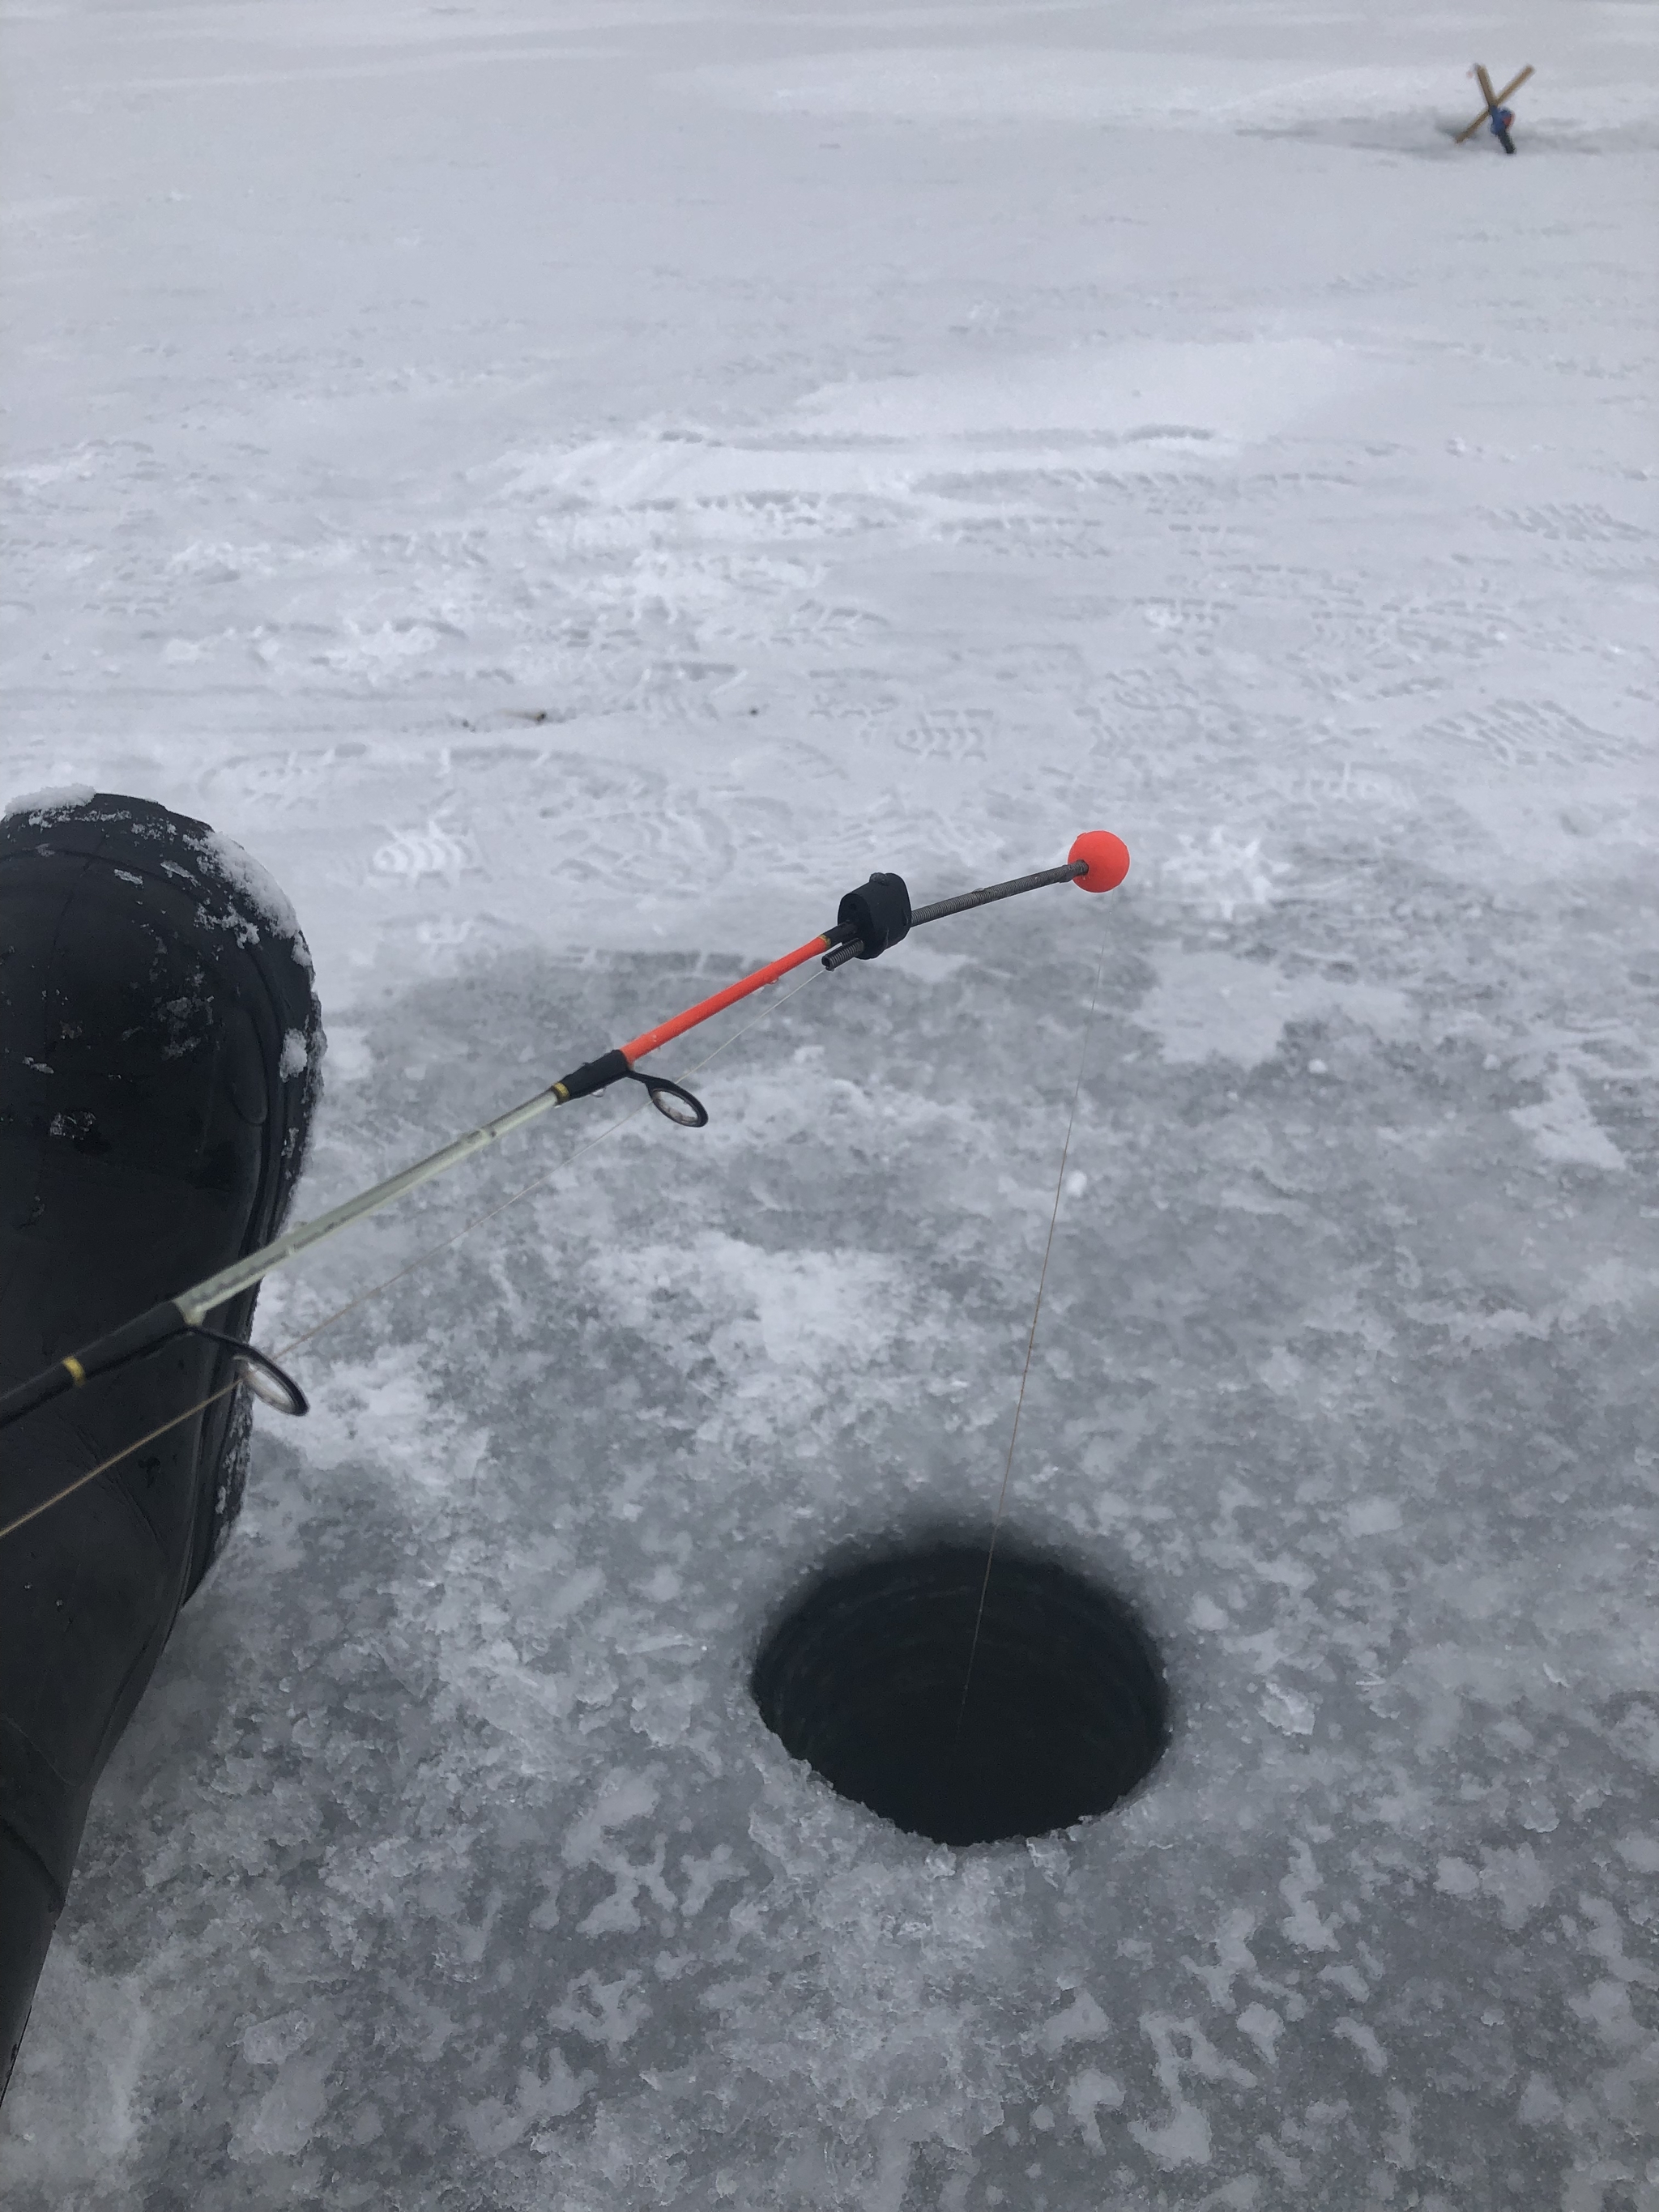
[1458,63,1534,150]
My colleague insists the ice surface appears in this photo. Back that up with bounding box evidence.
[2,0,1656,2205]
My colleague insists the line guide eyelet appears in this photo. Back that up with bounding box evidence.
[628,1072,709,1127]
[190,1327,309,1416]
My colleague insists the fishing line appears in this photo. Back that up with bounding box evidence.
[953,907,1114,1746]
[0,960,830,1549]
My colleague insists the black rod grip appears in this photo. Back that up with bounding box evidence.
[0,1301,186,1434]
[0,1361,75,1430]
[553,1047,631,1103]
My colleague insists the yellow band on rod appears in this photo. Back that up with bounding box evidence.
[62,1356,87,1387]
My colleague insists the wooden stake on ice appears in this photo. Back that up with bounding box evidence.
[1457,62,1534,149]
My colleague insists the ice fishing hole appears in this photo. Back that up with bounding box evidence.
[752,1539,1168,1847]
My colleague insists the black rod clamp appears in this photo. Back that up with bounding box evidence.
[823,872,911,970]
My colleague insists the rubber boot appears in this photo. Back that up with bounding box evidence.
[0,791,322,2099]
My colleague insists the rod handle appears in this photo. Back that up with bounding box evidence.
[0,1302,186,1435]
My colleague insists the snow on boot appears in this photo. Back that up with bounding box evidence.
[0,791,322,2099]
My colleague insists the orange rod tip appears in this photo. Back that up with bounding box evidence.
[1068,830,1130,892]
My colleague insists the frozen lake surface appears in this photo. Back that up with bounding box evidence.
[2,0,1657,2205]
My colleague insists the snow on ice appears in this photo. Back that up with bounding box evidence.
[2,0,1655,2205]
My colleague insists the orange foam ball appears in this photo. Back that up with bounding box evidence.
[1068,829,1130,892]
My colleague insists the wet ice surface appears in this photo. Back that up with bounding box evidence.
[2,0,1657,2204]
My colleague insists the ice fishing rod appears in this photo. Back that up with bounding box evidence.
[0,831,1128,1438]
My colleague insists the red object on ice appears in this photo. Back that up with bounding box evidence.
[1068,829,1131,892]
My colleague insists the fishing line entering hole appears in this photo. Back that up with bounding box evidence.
[753,1536,1168,1846]
[954,906,1116,1745]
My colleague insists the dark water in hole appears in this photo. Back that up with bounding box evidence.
[752,1539,1169,1846]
